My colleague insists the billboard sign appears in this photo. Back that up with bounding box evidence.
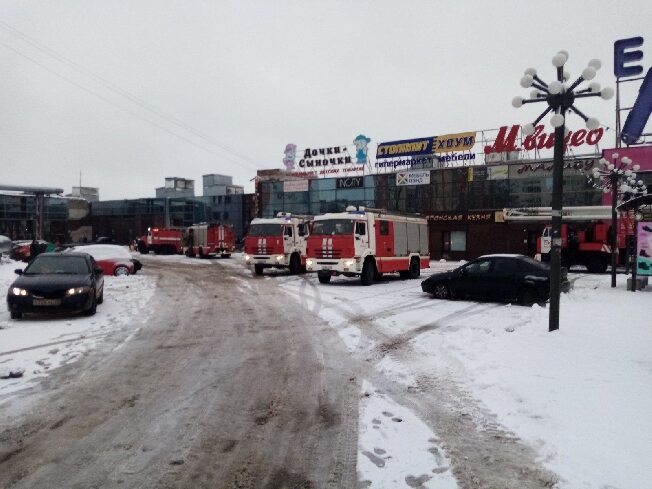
[637,221,652,276]
[396,170,431,186]
[377,132,476,159]
[283,180,309,192]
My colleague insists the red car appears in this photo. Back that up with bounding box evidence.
[66,244,138,276]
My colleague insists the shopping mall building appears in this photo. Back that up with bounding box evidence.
[2,128,651,260]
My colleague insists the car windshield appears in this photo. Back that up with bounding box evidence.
[311,219,354,236]
[520,256,550,270]
[248,224,283,237]
[25,255,89,275]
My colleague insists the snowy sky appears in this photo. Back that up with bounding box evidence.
[1,1,651,200]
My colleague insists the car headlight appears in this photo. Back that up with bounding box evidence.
[11,287,29,296]
[66,286,91,296]
[306,259,313,267]
[344,259,355,267]
[276,255,284,262]
[244,254,251,262]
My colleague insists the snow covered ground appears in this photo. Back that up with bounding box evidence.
[271,261,652,489]
[2,251,650,488]
[0,254,155,406]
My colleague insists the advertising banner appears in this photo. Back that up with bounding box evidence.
[283,180,309,192]
[637,221,652,276]
[336,177,364,189]
[396,170,431,186]
[377,131,476,159]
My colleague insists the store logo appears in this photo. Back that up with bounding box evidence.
[484,124,604,154]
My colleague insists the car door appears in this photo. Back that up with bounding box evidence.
[490,257,520,301]
[450,258,493,299]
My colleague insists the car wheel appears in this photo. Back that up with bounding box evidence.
[84,294,97,316]
[97,288,104,304]
[518,287,538,306]
[10,311,22,320]
[408,257,420,279]
[318,272,331,284]
[361,259,375,286]
[289,254,300,275]
[254,264,264,275]
[114,265,130,276]
[432,283,450,299]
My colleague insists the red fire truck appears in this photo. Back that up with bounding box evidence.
[503,206,630,273]
[139,227,184,255]
[184,223,235,258]
[306,206,430,285]
[244,213,311,275]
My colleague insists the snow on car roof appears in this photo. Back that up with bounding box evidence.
[66,244,131,259]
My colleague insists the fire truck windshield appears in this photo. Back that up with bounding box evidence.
[248,224,283,236]
[312,219,354,236]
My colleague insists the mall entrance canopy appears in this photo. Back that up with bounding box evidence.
[0,185,64,240]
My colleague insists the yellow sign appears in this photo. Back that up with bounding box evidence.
[432,131,476,154]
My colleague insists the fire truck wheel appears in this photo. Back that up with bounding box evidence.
[518,287,538,306]
[318,273,331,284]
[408,257,420,279]
[361,259,375,286]
[198,247,205,259]
[585,255,608,273]
[289,254,300,275]
[432,283,450,300]
[254,264,264,275]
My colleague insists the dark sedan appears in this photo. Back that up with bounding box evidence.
[421,254,570,306]
[7,252,104,319]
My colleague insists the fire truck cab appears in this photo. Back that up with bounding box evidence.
[244,213,311,275]
[306,206,430,285]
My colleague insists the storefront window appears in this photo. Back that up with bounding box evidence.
[443,230,466,252]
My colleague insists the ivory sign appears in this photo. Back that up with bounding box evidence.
[396,170,431,186]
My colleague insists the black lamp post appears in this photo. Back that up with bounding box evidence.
[513,51,613,332]
[590,154,648,287]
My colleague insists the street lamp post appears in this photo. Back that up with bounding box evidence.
[512,51,613,332]
[590,154,648,287]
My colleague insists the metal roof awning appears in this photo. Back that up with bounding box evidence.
[503,206,612,222]
[616,194,652,212]
[0,185,64,195]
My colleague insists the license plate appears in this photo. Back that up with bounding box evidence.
[33,299,61,306]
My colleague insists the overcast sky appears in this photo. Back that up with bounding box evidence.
[1,1,650,200]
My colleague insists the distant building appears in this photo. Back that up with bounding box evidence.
[155,177,195,198]
[203,174,244,197]
[68,186,99,202]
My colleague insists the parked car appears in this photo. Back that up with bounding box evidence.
[421,254,570,306]
[9,240,56,262]
[66,244,141,276]
[7,252,104,319]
